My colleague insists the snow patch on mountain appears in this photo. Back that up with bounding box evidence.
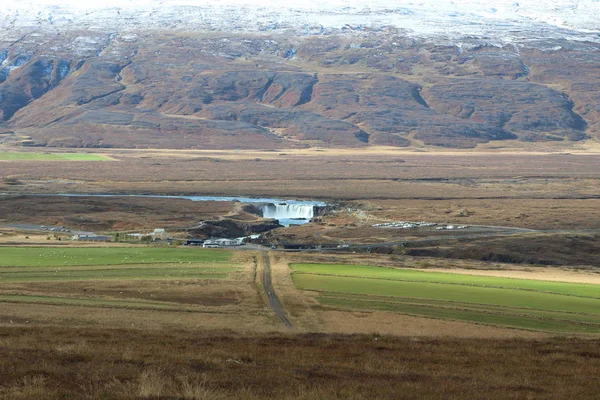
[0,0,599,43]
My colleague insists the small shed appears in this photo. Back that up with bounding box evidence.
[185,239,204,246]
[215,238,234,246]
[203,240,219,248]
[71,234,110,242]
[202,238,243,248]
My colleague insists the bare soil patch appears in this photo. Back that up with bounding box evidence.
[1,280,246,306]
[268,252,323,331]
[321,310,545,339]
[417,267,600,285]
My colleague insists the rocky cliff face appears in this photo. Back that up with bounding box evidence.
[185,219,282,239]
[0,2,598,149]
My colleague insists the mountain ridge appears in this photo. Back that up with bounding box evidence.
[0,1,599,149]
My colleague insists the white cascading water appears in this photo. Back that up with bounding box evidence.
[262,204,314,226]
[47,194,324,227]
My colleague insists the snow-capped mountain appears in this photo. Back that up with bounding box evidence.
[1,0,599,43]
[1,1,599,151]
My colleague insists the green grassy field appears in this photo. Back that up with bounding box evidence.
[0,247,240,311]
[291,264,600,298]
[290,263,600,333]
[0,247,232,267]
[0,152,111,161]
[0,265,236,282]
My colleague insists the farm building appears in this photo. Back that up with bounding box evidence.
[216,238,243,246]
[202,238,243,248]
[71,234,110,242]
[184,239,204,246]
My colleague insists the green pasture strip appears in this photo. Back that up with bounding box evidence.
[57,153,112,161]
[290,264,600,299]
[0,247,233,267]
[0,152,111,161]
[0,267,232,282]
[292,274,600,315]
[319,293,600,326]
[0,294,182,310]
[0,264,238,273]
[318,297,600,333]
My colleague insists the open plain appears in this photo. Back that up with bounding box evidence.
[0,146,599,398]
[0,243,599,398]
[2,0,600,396]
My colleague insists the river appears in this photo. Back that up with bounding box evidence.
[38,193,327,227]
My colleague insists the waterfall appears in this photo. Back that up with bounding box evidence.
[42,194,326,227]
[261,203,314,226]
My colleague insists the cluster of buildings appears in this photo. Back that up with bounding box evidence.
[70,227,245,248]
[71,234,110,242]
[372,221,438,229]
[185,238,243,248]
[435,225,469,231]
[373,221,470,231]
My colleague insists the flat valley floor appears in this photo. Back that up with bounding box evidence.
[1,147,599,399]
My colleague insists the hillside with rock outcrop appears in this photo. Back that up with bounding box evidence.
[0,2,599,149]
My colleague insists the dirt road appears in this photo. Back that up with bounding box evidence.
[260,252,293,328]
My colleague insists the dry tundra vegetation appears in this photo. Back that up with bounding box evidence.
[2,328,600,400]
[1,148,600,398]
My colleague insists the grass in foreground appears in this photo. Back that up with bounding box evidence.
[0,152,111,161]
[290,263,600,333]
[291,264,600,298]
[0,294,187,310]
[1,327,599,399]
[0,247,232,267]
[0,247,240,312]
[0,265,235,282]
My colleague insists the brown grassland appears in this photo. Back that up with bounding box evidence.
[2,149,600,202]
[0,196,237,232]
[1,327,600,400]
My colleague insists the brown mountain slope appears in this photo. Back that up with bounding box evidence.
[0,31,596,149]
